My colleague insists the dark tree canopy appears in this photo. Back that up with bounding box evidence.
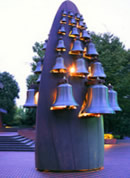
[0,72,19,125]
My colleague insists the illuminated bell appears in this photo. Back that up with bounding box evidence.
[78,20,84,29]
[69,18,76,26]
[50,82,78,110]
[80,15,84,21]
[75,13,80,20]
[69,27,79,38]
[88,62,106,79]
[83,84,114,114]
[34,61,43,74]
[80,30,91,41]
[42,40,48,50]
[71,38,84,54]
[108,84,121,111]
[51,53,67,73]
[58,25,66,35]
[24,89,37,108]
[86,41,99,58]
[36,74,41,84]
[60,17,67,24]
[68,11,74,18]
[56,37,66,51]
[62,10,67,16]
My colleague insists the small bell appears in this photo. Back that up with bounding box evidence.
[50,78,78,110]
[87,61,106,79]
[80,15,84,21]
[62,10,67,16]
[42,40,48,51]
[77,20,84,29]
[80,29,91,41]
[34,60,43,74]
[84,41,99,59]
[58,25,66,35]
[69,37,84,55]
[60,17,67,24]
[70,57,88,78]
[36,74,41,84]
[69,27,79,38]
[108,84,122,111]
[50,53,67,73]
[83,22,87,30]
[79,84,114,117]
[69,18,77,26]
[24,89,37,108]
[56,36,66,52]
[68,11,74,18]
[75,13,80,20]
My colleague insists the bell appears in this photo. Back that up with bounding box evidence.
[75,13,80,20]
[80,29,91,41]
[42,40,48,50]
[80,84,114,117]
[69,38,84,55]
[24,89,37,108]
[62,10,67,16]
[60,17,67,24]
[69,18,77,26]
[58,25,66,35]
[78,20,84,29]
[51,53,67,73]
[70,57,88,78]
[84,41,99,59]
[50,81,78,110]
[80,15,84,21]
[83,22,87,30]
[36,74,41,84]
[56,37,66,52]
[69,27,79,38]
[88,62,106,79]
[108,84,121,111]
[34,61,43,74]
[68,11,74,18]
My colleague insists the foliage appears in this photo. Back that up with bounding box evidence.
[91,32,130,136]
[0,72,19,125]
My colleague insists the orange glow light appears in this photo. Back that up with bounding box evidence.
[34,92,39,105]
[69,66,76,74]
[78,113,101,118]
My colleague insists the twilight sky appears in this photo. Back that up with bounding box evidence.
[0,0,130,106]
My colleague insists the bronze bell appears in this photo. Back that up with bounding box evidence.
[36,74,41,84]
[50,79,78,110]
[69,27,79,38]
[78,20,84,29]
[84,41,99,59]
[42,40,48,50]
[62,10,67,16]
[58,25,66,35]
[60,17,67,24]
[69,38,83,55]
[88,62,106,79]
[108,84,122,111]
[34,61,43,74]
[56,37,66,52]
[80,30,91,41]
[70,57,88,78]
[75,13,80,20]
[24,89,37,108]
[51,53,67,73]
[79,84,114,117]
[83,22,87,30]
[69,18,77,26]
[68,11,74,18]
[80,15,84,21]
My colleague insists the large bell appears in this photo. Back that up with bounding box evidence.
[69,27,79,38]
[60,17,67,24]
[88,61,106,79]
[108,84,121,111]
[34,61,43,74]
[42,40,48,50]
[58,25,66,35]
[69,18,76,26]
[50,81,78,110]
[36,74,41,84]
[80,84,114,116]
[69,38,83,55]
[56,37,66,51]
[80,29,91,41]
[84,41,99,59]
[51,53,67,73]
[70,57,88,78]
[24,89,37,108]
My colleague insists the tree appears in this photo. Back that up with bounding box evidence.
[91,32,130,136]
[0,72,19,125]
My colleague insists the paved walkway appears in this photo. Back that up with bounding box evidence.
[0,133,130,177]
